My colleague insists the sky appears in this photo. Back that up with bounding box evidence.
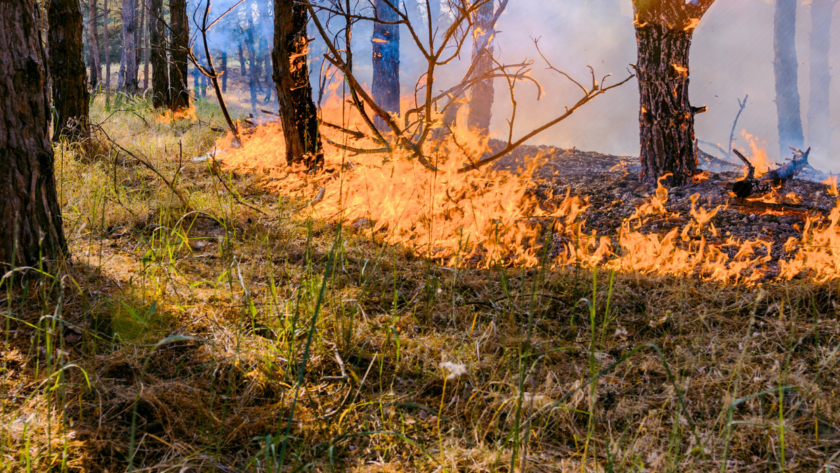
[199,0,840,173]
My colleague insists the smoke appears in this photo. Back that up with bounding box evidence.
[187,0,840,173]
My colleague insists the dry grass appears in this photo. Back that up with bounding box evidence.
[1,95,839,472]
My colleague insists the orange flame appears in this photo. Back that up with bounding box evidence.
[823,176,839,196]
[156,105,197,125]
[215,97,840,285]
[741,130,773,176]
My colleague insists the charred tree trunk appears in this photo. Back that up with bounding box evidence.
[49,0,91,140]
[774,0,805,157]
[149,0,168,107]
[808,0,836,160]
[169,0,190,110]
[119,0,138,94]
[467,0,495,135]
[88,0,102,88]
[220,51,228,92]
[272,0,323,169]
[372,0,400,131]
[632,0,716,185]
[0,0,68,268]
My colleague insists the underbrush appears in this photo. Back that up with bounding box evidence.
[1,97,839,472]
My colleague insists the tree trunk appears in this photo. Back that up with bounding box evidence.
[140,0,148,90]
[808,0,835,161]
[774,0,805,157]
[238,43,246,76]
[169,0,190,110]
[49,0,91,140]
[632,0,716,185]
[136,0,144,85]
[120,0,138,94]
[0,0,68,268]
[149,0,168,107]
[104,0,111,100]
[272,0,323,169]
[220,51,228,92]
[88,0,101,88]
[243,16,261,114]
[467,0,495,135]
[372,0,400,131]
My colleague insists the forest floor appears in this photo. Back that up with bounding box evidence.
[1,96,840,473]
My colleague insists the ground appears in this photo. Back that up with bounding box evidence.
[1,97,839,472]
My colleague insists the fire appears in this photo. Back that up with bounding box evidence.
[215,97,840,285]
[156,105,197,124]
[740,130,773,176]
[824,176,839,196]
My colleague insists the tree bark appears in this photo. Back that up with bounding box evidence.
[139,0,148,90]
[136,0,144,85]
[169,0,190,110]
[467,0,495,135]
[238,43,246,76]
[272,0,323,169]
[774,0,805,157]
[372,0,400,131]
[808,0,835,161]
[49,0,91,140]
[149,0,168,107]
[632,0,716,185]
[0,0,68,268]
[220,51,228,92]
[243,15,261,114]
[88,0,102,88]
[119,0,138,94]
[104,0,111,99]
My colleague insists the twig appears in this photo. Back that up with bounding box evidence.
[728,95,748,157]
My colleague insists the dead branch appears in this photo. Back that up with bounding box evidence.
[728,95,748,157]
[458,42,635,173]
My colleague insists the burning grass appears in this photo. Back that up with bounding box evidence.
[1,97,840,472]
[215,101,840,287]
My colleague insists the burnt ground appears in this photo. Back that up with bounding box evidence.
[490,140,839,278]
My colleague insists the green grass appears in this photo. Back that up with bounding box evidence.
[1,95,839,472]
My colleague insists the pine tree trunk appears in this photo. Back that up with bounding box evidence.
[88,0,101,88]
[372,0,400,131]
[137,0,146,90]
[220,52,228,92]
[467,0,495,135]
[120,0,138,93]
[632,0,716,185]
[104,0,111,99]
[169,0,190,110]
[774,0,805,157]
[273,0,323,169]
[149,0,168,107]
[0,0,68,268]
[636,23,699,185]
[808,0,835,160]
[49,0,91,140]
[243,15,260,114]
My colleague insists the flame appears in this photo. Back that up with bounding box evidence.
[824,176,839,196]
[156,105,197,124]
[740,130,773,176]
[214,95,840,285]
